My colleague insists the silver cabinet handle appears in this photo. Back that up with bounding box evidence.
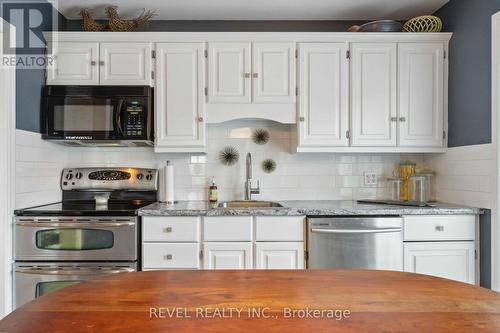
[390,117,398,122]
[435,225,445,231]
[198,117,204,122]
[163,227,172,233]
[311,228,401,234]
[244,73,251,78]
[252,73,259,78]
[299,117,305,122]
[91,60,96,66]
[15,267,134,275]
[399,117,406,122]
[99,60,105,66]
[164,254,173,260]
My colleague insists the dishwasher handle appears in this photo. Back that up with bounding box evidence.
[310,227,402,234]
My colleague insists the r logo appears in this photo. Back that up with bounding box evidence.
[1,0,58,55]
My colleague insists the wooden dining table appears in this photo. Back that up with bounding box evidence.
[1,270,500,332]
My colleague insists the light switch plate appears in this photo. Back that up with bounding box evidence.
[363,172,378,187]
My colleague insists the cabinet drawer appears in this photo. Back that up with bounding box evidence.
[204,217,253,241]
[404,215,475,241]
[142,243,200,269]
[255,216,304,241]
[142,217,200,242]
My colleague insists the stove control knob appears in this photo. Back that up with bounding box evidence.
[146,174,153,181]
[137,173,144,180]
[65,173,73,180]
[75,172,83,179]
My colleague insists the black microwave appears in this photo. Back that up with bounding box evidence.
[42,86,153,146]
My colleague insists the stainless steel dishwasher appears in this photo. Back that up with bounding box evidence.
[307,217,403,270]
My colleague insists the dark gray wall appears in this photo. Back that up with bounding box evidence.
[1,0,66,133]
[65,20,366,32]
[435,0,500,147]
[480,210,492,289]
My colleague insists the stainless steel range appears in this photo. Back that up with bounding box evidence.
[13,167,158,308]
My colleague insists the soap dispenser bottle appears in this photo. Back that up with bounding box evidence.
[208,177,218,204]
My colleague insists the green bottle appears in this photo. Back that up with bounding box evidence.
[209,177,218,203]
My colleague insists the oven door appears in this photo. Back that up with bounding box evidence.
[14,217,138,261]
[13,262,136,309]
[43,95,125,140]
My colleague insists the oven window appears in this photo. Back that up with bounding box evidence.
[53,99,114,131]
[35,281,80,298]
[35,229,114,250]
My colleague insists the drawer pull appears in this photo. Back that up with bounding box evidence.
[164,227,172,233]
[435,225,445,232]
[164,254,173,260]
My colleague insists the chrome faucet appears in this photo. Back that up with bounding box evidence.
[244,153,260,200]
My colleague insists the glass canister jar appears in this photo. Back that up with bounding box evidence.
[397,162,416,201]
[408,173,435,202]
[386,177,403,201]
[408,175,426,202]
[409,172,436,202]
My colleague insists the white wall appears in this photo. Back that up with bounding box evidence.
[1,25,15,318]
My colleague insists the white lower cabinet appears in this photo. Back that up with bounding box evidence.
[404,242,475,284]
[142,217,201,270]
[403,215,477,285]
[203,242,253,269]
[255,242,304,269]
[143,243,200,269]
[142,215,305,270]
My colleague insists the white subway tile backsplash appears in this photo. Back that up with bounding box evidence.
[423,143,495,209]
[16,122,430,208]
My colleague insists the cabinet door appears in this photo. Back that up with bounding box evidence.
[252,42,295,103]
[99,42,152,85]
[298,43,349,147]
[47,42,99,85]
[404,242,475,284]
[208,42,251,103]
[399,43,444,147]
[155,43,205,151]
[255,242,304,269]
[203,242,252,269]
[351,43,397,146]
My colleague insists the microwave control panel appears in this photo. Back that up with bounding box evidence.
[124,102,145,137]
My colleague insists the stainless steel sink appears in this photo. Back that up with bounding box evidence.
[217,200,283,208]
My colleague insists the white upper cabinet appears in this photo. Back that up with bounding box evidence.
[47,41,152,86]
[206,41,296,124]
[297,43,349,148]
[208,42,251,103]
[399,43,444,147]
[155,43,206,152]
[47,42,99,85]
[351,43,397,147]
[99,42,152,86]
[44,33,450,152]
[252,42,295,104]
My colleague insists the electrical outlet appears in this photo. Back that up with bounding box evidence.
[363,172,378,187]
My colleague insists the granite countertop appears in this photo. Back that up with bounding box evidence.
[137,200,482,217]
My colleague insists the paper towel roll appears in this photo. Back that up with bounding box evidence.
[164,161,175,204]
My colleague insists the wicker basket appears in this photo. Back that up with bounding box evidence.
[403,15,443,32]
